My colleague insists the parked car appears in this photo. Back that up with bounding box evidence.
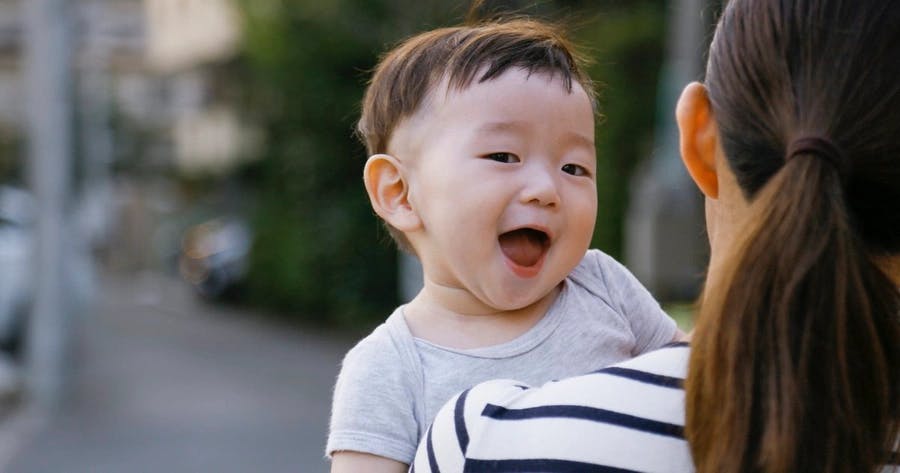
[178,217,251,299]
[0,186,35,356]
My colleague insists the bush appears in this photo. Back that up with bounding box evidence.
[576,1,666,257]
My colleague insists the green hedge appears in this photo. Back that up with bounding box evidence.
[576,2,666,257]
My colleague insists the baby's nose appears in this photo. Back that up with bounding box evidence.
[520,171,560,207]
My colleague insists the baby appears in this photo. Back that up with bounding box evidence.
[327,17,682,473]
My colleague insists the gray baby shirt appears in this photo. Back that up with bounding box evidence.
[326,249,678,464]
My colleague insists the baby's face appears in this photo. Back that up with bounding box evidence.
[393,67,597,311]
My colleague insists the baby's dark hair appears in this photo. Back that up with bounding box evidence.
[359,17,595,252]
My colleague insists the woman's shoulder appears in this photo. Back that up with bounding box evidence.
[486,342,690,419]
[463,342,690,412]
[609,341,691,379]
[414,344,694,472]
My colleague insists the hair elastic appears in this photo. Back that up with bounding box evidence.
[785,136,846,173]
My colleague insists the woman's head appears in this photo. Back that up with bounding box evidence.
[679,1,900,472]
[706,0,900,253]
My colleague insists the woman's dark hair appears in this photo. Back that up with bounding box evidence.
[685,1,900,472]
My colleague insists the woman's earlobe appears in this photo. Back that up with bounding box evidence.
[676,82,720,199]
[363,154,422,231]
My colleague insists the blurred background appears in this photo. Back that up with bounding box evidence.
[0,0,714,471]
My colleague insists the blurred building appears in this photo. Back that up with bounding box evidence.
[145,0,240,73]
[0,0,254,180]
[0,0,258,275]
[143,0,257,177]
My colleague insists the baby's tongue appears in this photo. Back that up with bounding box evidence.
[499,229,545,267]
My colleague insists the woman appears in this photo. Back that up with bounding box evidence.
[411,0,900,472]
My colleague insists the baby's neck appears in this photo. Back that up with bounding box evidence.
[403,284,561,350]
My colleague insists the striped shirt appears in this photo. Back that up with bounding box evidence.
[412,343,900,473]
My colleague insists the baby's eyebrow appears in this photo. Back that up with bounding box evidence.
[474,121,530,135]
[473,121,594,151]
[563,131,595,152]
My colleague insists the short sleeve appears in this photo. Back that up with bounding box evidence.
[327,328,421,464]
[593,251,678,355]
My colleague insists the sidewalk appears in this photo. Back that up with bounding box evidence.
[0,271,359,473]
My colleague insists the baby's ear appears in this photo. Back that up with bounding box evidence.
[363,154,422,232]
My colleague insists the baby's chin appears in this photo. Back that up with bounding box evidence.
[477,279,561,313]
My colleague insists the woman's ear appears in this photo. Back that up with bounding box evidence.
[363,154,422,232]
[676,82,720,199]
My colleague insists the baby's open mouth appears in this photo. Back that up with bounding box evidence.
[499,228,550,268]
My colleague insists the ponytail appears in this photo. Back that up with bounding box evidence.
[685,156,900,473]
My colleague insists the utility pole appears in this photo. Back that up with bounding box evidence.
[625,0,711,301]
[78,2,115,249]
[24,0,75,407]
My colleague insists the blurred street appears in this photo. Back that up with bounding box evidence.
[0,270,357,473]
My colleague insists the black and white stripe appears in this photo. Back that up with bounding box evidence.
[479,403,684,439]
[595,366,683,389]
[412,345,693,473]
[454,388,471,455]
[461,458,642,472]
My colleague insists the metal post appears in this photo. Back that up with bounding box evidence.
[24,0,75,407]
[78,3,115,250]
[624,0,710,301]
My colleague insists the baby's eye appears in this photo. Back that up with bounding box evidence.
[484,152,520,164]
[562,163,590,176]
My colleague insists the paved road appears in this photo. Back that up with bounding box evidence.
[2,271,361,473]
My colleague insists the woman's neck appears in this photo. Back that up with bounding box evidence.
[879,254,900,287]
